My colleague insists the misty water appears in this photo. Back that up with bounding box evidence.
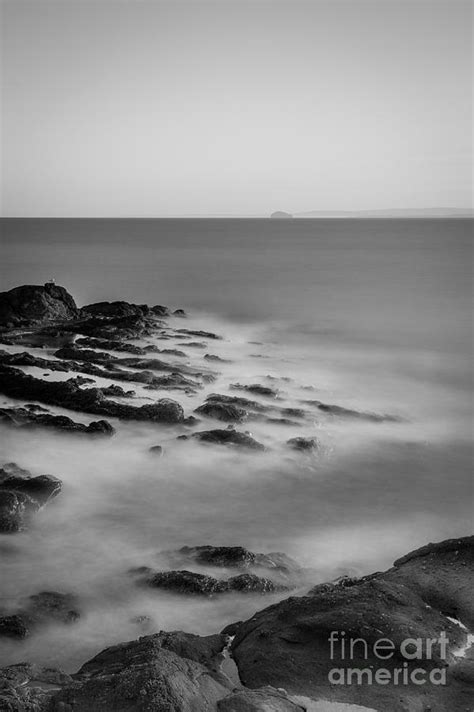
[0,218,472,672]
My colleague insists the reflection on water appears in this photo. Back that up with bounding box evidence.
[0,218,472,671]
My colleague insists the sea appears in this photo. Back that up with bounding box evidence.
[0,217,472,671]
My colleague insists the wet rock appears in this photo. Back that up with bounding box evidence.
[265,418,299,426]
[195,401,248,423]
[286,437,318,451]
[0,406,115,436]
[303,399,401,422]
[182,341,207,348]
[75,336,149,354]
[148,445,163,456]
[176,328,221,340]
[0,591,80,640]
[217,687,305,712]
[205,394,267,413]
[231,535,474,711]
[176,546,302,577]
[0,284,79,328]
[173,308,186,317]
[220,621,243,637]
[0,463,62,532]
[0,349,71,372]
[100,384,135,398]
[0,366,184,423]
[46,632,232,712]
[143,372,202,392]
[66,375,96,386]
[190,428,265,451]
[139,569,289,596]
[231,384,279,398]
[151,304,171,316]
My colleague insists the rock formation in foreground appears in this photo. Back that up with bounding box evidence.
[0,283,79,328]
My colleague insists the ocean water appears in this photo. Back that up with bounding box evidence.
[0,217,472,671]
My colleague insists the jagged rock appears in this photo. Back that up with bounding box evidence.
[75,336,149,354]
[194,401,248,423]
[286,437,318,451]
[46,632,232,711]
[218,687,304,712]
[190,428,265,451]
[204,354,230,363]
[206,394,267,413]
[231,536,474,711]
[0,366,184,423]
[100,384,135,398]
[173,308,186,317]
[67,375,96,386]
[0,591,80,639]
[151,304,171,316]
[0,406,115,436]
[182,341,207,348]
[176,329,221,340]
[175,546,301,577]
[0,284,79,328]
[231,384,279,398]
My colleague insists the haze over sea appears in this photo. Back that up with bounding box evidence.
[0,217,472,671]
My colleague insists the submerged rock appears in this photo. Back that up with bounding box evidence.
[303,399,401,422]
[231,383,279,398]
[0,591,80,639]
[0,405,115,436]
[176,546,302,577]
[0,283,79,328]
[190,428,265,451]
[176,328,221,340]
[286,437,318,451]
[0,366,184,423]
[148,445,163,456]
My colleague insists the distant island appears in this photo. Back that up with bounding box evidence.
[270,211,293,219]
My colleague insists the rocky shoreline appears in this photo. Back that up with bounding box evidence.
[0,284,472,712]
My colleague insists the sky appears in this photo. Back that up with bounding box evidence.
[1,0,472,217]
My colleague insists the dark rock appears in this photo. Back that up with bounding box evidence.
[0,284,79,328]
[231,384,279,398]
[46,632,231,712]
[176,328,221,340]
[148,445,163,456]
[303,399,401,422]
[182,341,207,348]
[0,349,71,372]
[204,354,230,363]
[67,375,96,386]
[0,405,116,436]
[100,384,135,398]
[220,621,243,637]
[0,490,36,532]
[195,401,248,423]
[286,437,318,451]
[139,569,289,596]
[176,546,301,577]
[190,428,265,451]
[0,366,184,423]
[151,304,171,316]
[206,394,267,413]
[0,591,80,640]
[0,463,62,505]
[173,308,186,317]
[279,408,306,419]
[75,336,149,355]
[218,687,304,712]
[231,535,474,711]
[80,301,148,319]
[265,418,299,426]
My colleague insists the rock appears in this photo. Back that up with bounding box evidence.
[231,384,279,398]
[303,399,401,423]
[0,406,116,436]
[151,304,171,316]
[80,301,148,318]
[137,569,289,596]
[190,428,265,451]
[173,308,186,317]
[75,336,149,355]
[0,591,80,640]
[220,621,243,637]
[231,535,474,711]
[195,401,248,423]
[0,284,79,328]
[149,445,163,456]
[286,437,318,451]
[67,375,96,386]
[47,632,232,712]
[182,341,207,348]
[218,687,304,712]
[100,384,135,398]
[0,463,62,532]
[176,546,301,576]
[176,328,221,340]
[0,366,184,423]
[270,211,293,219]
[206,394,267,413]
[204,354,230,363]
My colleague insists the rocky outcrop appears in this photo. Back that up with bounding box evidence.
[0,366,184,423]
[0,284,79,328]
[175,546,301,577]
[0,662,73,712]
[0,406,115,436]
[231,535,474,711]
[0,591,80,639]
[286,437,318,451]
[80,301,149,319]
[230,384,279,398]
[176,329,222,340]
[195,401,248,423]
[0,463,62,532]
[46,632,232,712]
[303,399,401,423]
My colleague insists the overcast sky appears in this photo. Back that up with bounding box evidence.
[1,0,472,216]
